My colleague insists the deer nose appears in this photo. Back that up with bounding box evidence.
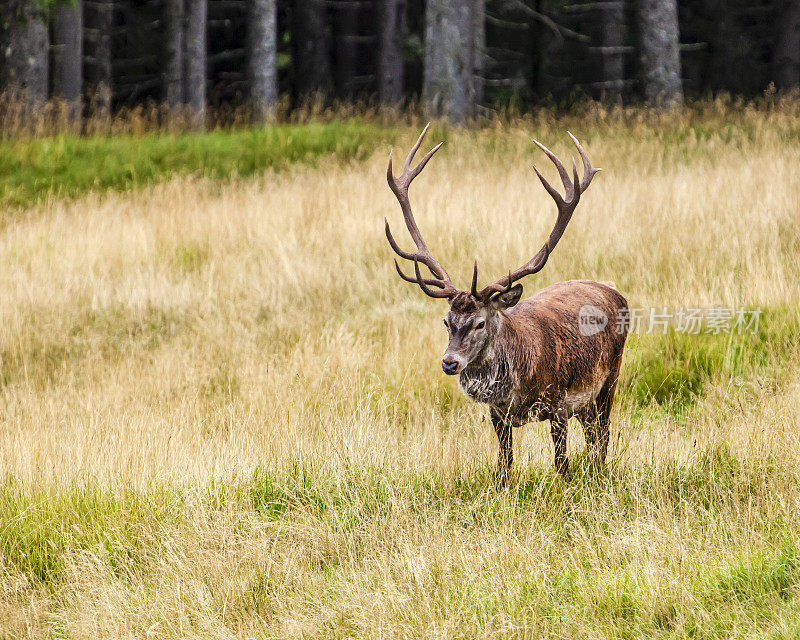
[442,357,460,375]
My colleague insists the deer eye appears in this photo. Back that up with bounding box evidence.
[443,319,449,329]
[474,319,485,330]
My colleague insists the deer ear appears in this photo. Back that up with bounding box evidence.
[489,284,523,310]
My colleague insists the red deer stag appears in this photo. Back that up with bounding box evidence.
[385,125,628,483]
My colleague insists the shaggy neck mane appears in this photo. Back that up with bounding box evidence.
[458,311,524,405]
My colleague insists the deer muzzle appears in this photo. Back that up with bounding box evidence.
[442,355,464,376]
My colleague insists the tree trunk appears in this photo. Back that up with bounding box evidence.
[774,0,800,91]
[183,0,207,127]
[84,0,113,120]
[423,0,480,122]
[292,0,330,99]
[637,0,682,109]
[247,0,278,120]
[473,0,485,106]
[0,0,49,108]
[163,0,185,107]
[334,1,358,100]
[53,0,83,120]
[601,0,625,103]
[378,0,406,105]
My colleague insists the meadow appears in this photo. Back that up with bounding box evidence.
[1,100,800,638]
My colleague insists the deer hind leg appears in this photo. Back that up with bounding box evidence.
[586,380,617,467]
[551,407,570,481]
[579,405,602,465]
[490,409,514,488]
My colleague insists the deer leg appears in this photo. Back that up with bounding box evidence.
[491,409,514,488]
[579,407,601,465]
[551,407,570,480]
[593,383,617,466]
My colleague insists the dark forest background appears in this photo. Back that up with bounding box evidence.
[0,0,799,128]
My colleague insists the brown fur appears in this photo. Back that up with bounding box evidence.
[446,280,628,483]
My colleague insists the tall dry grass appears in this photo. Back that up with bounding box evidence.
[1,110,799,638]
[3,88,800,139]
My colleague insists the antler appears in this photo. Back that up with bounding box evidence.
[386,123,458,299]
[475,132,600,299]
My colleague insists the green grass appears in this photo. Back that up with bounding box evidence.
[621,305,800,415]
[0,120,398,209]
[3,453,800,637]
[0,479,185,585]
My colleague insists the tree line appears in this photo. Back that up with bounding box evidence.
[0,0,798,127]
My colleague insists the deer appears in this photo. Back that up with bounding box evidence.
[385,124,628,484]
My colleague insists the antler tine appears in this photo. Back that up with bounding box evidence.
[533,139,574,200]
[480,271,517,297]
[403,122,430,174]
[394,260,445,288]
[387,123,445,189]
[386,218,444,280]
[532,165,565,207]
[476,133,598,300]
[470,261,479,298]
[385,218,414,261]
[403,123,445,181]
[410,142,444,181]
[567,131,601,191]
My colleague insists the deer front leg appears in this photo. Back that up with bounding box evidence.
[551,407,570,480]
[491,409,513,488]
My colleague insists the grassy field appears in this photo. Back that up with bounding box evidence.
[0,120,398,210]
[1,103,800,638]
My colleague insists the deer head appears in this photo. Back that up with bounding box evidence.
[386,124,600,375]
